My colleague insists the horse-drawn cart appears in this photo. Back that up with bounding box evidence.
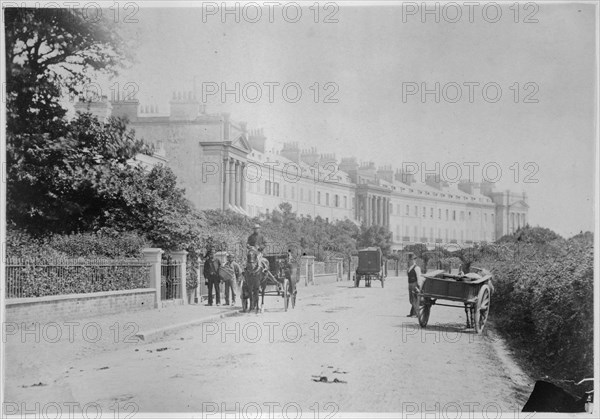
[241,251,297,313]
[416,267,493,333]
[354,247,385,288]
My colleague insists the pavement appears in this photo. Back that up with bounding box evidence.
[3,279,352,391]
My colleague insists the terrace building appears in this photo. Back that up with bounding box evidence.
[75,94,528,249]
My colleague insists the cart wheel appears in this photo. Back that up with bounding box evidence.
[355,274,360,288]
[283,278,289,312]
[474,285,491,334]
[416,294,431,327]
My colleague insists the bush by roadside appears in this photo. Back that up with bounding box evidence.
[477,228,594,388]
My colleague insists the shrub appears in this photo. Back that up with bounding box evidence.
[483,231,594,382]
[49,231,148,257]
[6,228,148,259]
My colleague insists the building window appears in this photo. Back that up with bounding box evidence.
[265,180,271,195]
[406,205,409,216]
[326,193,330,206]
[460,211,464,221]
[438,208,442,219]
[300,188,304,201]
[344,196,347,208]
[335,194,339,207]
[283,184,287,198]
[468,211,472,220]
[422,206,426,218]
[274,182,280,197]
[413,226,417,241]
[317,191,321,204]
[430,208,434,218]
[453,210,456,221]
[414,206,418,216]
[484,213,487,223]
[446,209,449,220]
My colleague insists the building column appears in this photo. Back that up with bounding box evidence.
[374,196,378,225]
[235,160,241,206]
[223,158,230,210]
[228,159,235,207]
[384,198,390,229]
[365,195,370,226]
[377,196,382,226]
[240,163,246,210]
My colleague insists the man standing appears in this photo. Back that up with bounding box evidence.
[203,251,221,306]
[406,253,422,317]
[220,253,242,306]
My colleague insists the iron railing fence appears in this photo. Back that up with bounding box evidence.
[5,258,151,299]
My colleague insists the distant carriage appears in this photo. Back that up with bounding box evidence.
[241,250,297,313]
[354,247,386,288]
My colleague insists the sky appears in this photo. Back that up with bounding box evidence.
[98,1,597,238]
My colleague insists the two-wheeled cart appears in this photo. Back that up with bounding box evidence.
[416,267,493,334]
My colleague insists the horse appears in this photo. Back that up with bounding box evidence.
[243,246,268,313]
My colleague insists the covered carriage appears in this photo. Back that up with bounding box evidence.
[354,247,386,288]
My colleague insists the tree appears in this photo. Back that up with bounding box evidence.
[7,113,150,234]
[5,7,132,135]
[5,7,138,234]
[105,164,205,251]
[357,224,393,256]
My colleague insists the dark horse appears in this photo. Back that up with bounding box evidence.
[243,246,268,313]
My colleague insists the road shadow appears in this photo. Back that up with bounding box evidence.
[392,321,478,335]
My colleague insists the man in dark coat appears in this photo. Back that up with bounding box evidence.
[203,251,221,306]
[247,224,267,251]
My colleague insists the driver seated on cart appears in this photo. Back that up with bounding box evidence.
[247,224,268,272]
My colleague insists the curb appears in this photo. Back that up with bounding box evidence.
[134,280,363,343]
[134,308,241,343]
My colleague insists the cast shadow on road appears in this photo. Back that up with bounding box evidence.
[392,321,479,335]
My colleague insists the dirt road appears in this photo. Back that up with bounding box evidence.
[4,276,533,416]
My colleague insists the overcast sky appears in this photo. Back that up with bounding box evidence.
[104,2,597,238]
